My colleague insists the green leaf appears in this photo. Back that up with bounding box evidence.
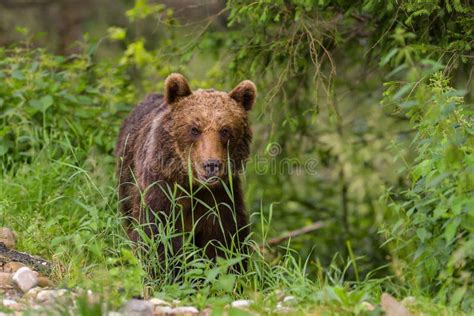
[40,95,54,111]
[444,218,460,242]
[380,48,399,66]
[205,267,220,284]
[212,274,236,292]
[393,82,414,101]
[399,100,417,109]
[449,286,467,305]
[416,228,431,242]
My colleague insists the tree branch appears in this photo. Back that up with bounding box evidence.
[263,221,325,248]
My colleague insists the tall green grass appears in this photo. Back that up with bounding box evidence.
[0,138,381,312]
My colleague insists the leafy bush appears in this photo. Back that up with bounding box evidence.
[384,73,473,308]
[0,47,134,168]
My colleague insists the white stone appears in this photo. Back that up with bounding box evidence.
[154,306,173,314]
[121,299,153,316]
[108,312,122,316]
[36,289,68,304]
[361,301,375,311]
[2,299,24,311]
[275,306,293,314]
[12,267,38,293]
[231,300,252,308]
[2,299,18,307]
[171,306,199,314]
[402,296,416,306]
[282,296,296,303]
[24,287,43,301]
[381,293,410,316]
[149,298,171,306]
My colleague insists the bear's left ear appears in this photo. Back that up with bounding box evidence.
[229,80,257,111]
[164,73,192,104]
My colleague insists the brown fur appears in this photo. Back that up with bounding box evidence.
[115,74,256,264]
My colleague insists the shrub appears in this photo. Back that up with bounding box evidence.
[0,47,134,169]
[384,72,473,309]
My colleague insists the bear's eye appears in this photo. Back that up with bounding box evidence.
[220,128,230,139]
[190,127,201,136]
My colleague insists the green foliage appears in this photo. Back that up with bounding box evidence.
[0,47,134,169]
[384,73,473,308]
[0,0,473,313]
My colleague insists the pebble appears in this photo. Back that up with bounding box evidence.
[381,293,411,316]
[24,287,43,301]
[154,305,173,315]
[12,267,38,293]
[0,227,16,249]
[402,296,416,306]
[361,301,375,311]
[231,300,252,308]
[86,289,100,305]
[2,298,23,310]
[121,299,153,316]
[149,298,171,306]
[170,306,199,314]
[3,262,26,273]
[274,306,293,314]
[36,289,68,304]
[282,295,296,304]
[37,276,53,288]
[0,272,13,287]
[277,295,296,309]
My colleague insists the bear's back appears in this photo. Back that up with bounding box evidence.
[115,93,166,157]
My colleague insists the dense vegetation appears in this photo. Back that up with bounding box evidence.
[0,0,472,314]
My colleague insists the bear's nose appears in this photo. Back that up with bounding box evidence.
[203,159,222,177]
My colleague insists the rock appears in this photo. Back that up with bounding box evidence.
[12,267,38,293]
[2,298,23,310]
[277,295,296,308]
[86,290,100,305]
[37,276,53,288]
[0,228,16,249]
[361,301,375,311]
[3,262,26,273]
[170,306,199,314]
[274,306,293,314]
[172,299,181,306]
[402,296,416,306]
[24,287,43,301]
[36,289,68,304]
[121,299,153,316]
[154,305,173,315]
[150,298,171,307]
[0,272,13,287]
[108,312,122,316]
[231,300,252,308]
[381,293,411,316]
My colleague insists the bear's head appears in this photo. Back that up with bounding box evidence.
[164,73,256,186]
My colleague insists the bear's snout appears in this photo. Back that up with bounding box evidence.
[203,159,222,179]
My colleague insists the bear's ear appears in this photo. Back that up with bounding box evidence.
[229,80,257,111]
[164,73,192,104]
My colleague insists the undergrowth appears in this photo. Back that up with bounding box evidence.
[0,45,470,314]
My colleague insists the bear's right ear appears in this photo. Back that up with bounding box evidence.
[164,73,192,104]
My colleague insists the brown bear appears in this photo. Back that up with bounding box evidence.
[115,73,256,266]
